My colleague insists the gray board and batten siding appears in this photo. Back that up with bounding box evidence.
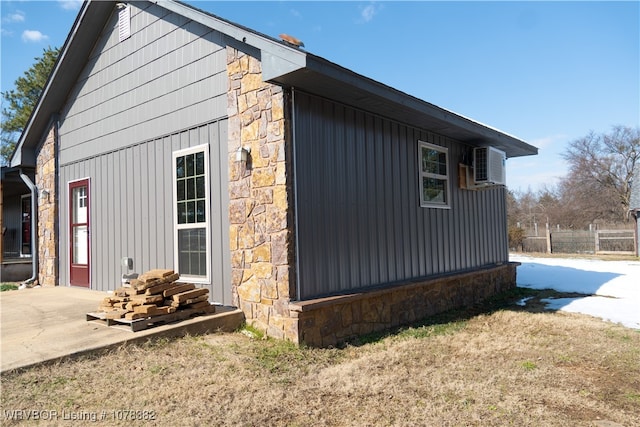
[58,122,231,303]
[293,91,508,300]
[57,2,231,304]
[58,1,228,165]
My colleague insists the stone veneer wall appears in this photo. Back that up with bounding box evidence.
[225,47,518,346]
[290,263,519,347]
[226,47,297,340]
[36,125,58,286]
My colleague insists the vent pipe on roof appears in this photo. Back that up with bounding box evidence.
[19,171,38,285]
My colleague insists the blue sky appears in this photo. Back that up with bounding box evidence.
[1,1,638,192]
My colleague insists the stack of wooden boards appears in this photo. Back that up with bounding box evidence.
[97,269,214,321]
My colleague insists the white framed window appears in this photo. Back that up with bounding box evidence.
[172,144,210,282]
[418,141,450,208]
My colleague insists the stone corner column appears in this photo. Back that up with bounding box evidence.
[226,46,299,342]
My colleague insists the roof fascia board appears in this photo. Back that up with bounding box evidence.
[10,0,113,168]
[163,0,535,157]
[154,0,306,78]
[10,1,89,167]
[301,55,538,157]
[9,147,22,168]
[261,51,308,82]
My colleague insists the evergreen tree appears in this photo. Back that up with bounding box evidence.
[1,46,59,165]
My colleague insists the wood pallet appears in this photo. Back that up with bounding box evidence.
[86,305,216,332]
[91,269,216,331]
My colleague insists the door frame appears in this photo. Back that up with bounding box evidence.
[68,177,91,288]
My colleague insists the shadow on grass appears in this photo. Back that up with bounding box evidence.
[344,287,593,347]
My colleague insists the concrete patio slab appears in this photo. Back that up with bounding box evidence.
[0,286,244,373]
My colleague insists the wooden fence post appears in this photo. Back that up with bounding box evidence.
[546,223,552,253]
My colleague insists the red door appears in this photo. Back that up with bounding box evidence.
[69,179,90,287]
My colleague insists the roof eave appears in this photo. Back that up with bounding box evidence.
[10,1,116,168]
[157,0,307,79]
[11,0,536,168]
[268,54,537,158]
[164,0,537,157]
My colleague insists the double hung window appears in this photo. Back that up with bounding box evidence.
[418,141,450,208]
[173,145,210,281]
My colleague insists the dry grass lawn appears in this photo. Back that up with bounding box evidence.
[1,288,639,426]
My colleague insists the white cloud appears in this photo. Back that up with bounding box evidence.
[360,3,382,23]
[58,0,83,11]
[5,10,26,23]
[22,30,49,43]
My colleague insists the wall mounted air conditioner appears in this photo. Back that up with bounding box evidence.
[473,146,506,185]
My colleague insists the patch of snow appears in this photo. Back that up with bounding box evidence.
[516,296,533,307]
[510,254,640,330]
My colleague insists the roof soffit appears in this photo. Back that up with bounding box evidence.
[272,56,538,158]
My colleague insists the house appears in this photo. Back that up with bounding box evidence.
[630,168,640,257]
[10,0,537,346]
[1,167,34,281]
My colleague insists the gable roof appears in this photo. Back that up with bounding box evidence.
[10,0,114,167]
[11,0,537,168]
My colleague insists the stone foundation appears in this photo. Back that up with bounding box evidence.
[289,263,519,347]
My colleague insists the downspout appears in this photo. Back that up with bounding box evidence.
[19,171,38,284]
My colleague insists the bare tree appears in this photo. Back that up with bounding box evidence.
[536,186,562,228]
[561,126,639,223]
